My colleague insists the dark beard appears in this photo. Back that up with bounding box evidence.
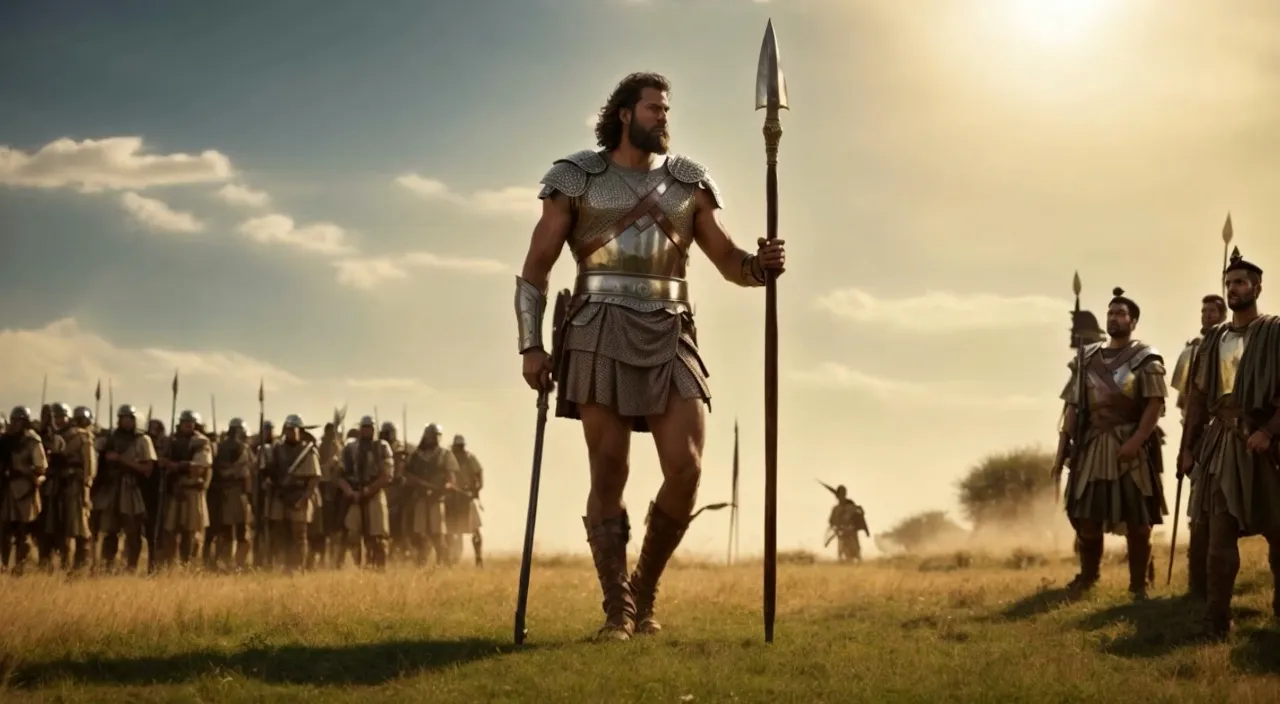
[1228,293,1256,312]
[629,120,669,154]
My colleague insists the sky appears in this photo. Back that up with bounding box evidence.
[3,0,1280,559]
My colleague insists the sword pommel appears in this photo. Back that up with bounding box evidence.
[755,19,789,112]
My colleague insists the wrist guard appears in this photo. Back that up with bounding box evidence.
[736,252,766,287]
[514,276,547,353]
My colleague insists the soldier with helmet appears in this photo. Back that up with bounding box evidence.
[264,414,321,573]
[402,423,459,566]
[378,421,408,562]
[448,433,485,567]
[157,410,213,569]
[90,404,157,573]
[35,403,70,570]
[207,418,254,571]
[39,404,97,571]
[1,406,48,574]
[338,415,394,569]
[310,421,344,569]
[142,417,168,573]
[248,419,276,569]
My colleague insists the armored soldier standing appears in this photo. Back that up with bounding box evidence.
[403,423,459,566]
[1,407,48,574]
[308,422,344,569]
[515,72,786,639]
[248,419,275,569]
[1053,288,1168,600]
[208,418,254,571]
[448,434,485,567]
[143,418,168,572]
[1179,248,1280,639]
[264,415,321,573]
[35,403,69,570]
[338,416,394,569]
[158,410,213,568]
[90,405,157,574]
[40,406,97,571]
[1169,294,1227,599]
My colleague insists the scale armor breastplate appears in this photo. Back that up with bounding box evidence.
[538,150,722,313]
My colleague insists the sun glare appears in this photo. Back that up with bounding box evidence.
[1005,0,1110,48]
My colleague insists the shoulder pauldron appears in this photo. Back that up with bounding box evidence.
[666,154,723,208]
[538,149,608,199]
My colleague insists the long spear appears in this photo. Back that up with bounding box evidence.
[728,419,740,565]
[93,380,101,431]
[211,394,218,436]
[107,380,114,433]
[756,18,788,645]
[154,370,178,554]
[1221,212,1233,296]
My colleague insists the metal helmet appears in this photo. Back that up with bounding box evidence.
[359,415,375,428]
[73,406,93,423]
[380,421,396,433]
[423,422,443,437]
[117,404,137,418]
[179,409,201,425]
[283,414,304,429]
[262,419,274,429]
[51,402,71,418]
[9,406,31,423]
[228,417,244,430]
[452,434,465,445]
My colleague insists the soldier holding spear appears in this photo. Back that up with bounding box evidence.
[512,40,787,641]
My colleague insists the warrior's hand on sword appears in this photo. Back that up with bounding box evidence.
[522,349,554,393]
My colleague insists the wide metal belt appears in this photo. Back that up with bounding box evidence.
[574,272,689,303]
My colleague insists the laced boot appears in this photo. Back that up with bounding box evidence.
[584,513,635,641]
[1126,530,1153,600]
[629,502,691,635]
[1067,534,1103,595]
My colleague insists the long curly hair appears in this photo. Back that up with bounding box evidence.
[593,72,671,151]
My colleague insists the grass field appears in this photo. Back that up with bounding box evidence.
[1,542,1277,703]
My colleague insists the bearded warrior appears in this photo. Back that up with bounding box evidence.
[514,72,787,640]
[1179,248,1280,639]
[1054,287,1168,600]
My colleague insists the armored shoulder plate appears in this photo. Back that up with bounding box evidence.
[1069,342,1106,371]
[1129,343,1162,371]
[666,154,723,208]
[538,149,608,199]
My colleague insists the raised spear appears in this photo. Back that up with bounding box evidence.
[728,418,740,565]
[107,380,114,433]
[155,370,178,553]
[756,17,788,645]
[93,379,101,430]
[1221,213,1233,296]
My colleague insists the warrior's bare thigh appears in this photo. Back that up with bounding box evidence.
[646,392,706,481]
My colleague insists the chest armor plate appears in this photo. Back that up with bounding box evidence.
[1082,343,1150,410]
[570,165,698,278]
[1218,328,1245,398]
[1170,339,1199,393]
[348,442,381,484]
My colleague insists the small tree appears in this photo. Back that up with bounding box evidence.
[878,510,967,554]
[957,447,1056,529]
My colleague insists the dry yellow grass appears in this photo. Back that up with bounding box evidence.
[0,540,1277,702]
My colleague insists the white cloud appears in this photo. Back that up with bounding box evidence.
[0,136,232,192]
[401,251,507,274]
[334,250,508,290]
[395,173,541,218]
[789,362,1042,409]
[815,289,1069,333]
[334,257,409,290]
[238,214,355,256]
[119,192,204,234]
[0,318,437,427]
[215,183,270,208]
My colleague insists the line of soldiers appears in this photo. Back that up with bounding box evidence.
[0,404,485,575]
[1051,247,1280,641]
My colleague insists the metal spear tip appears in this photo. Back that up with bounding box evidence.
[1223,212,1233,243]
[755,19,789,111]
[1072,271,1082,296]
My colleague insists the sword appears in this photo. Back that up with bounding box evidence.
[514,288,570,645]
[756,18,788,645]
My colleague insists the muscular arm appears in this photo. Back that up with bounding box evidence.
[1130,397,1163,445]
[519,195,573,295]
[691,188,764,287]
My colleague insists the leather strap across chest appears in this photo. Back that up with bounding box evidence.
[573,171,680,260]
